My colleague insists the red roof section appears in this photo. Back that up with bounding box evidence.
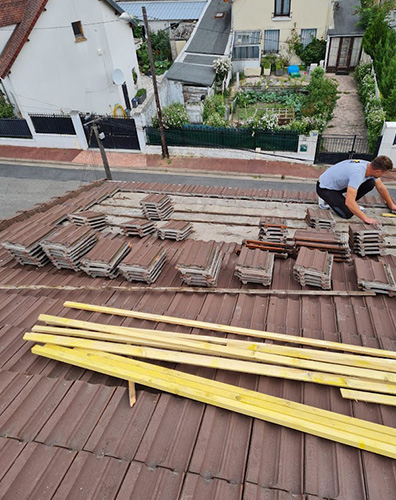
[0,0,48,79]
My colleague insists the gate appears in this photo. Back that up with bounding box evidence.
[314,135,380,164]
[84,116,140,150]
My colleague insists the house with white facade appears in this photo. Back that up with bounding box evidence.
[0,0,141,145]
[231,0,335,73]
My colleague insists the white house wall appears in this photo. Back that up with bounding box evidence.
[2,0,139,117]
[0,25,16,56]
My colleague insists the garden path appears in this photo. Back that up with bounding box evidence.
[324,74,367,137]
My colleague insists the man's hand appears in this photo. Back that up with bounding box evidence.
[363,216,380,225]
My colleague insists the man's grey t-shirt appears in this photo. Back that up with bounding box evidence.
[318,160,371,190]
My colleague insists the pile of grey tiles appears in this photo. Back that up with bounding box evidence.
[305,208,336,230]
[158,221,193,241]
[122,218,157,237]
[293,247,333,290]
[235,247,274,286]
[140,194,174,220]
[68,211,107,230]
[80,235,131,278]
[2,225,55,267]
[176,240,223,287]
[259,217,288,243]
[41,224,98,271]
[118,244,167,284]
[354,257,396,296]
[349,223,383,256]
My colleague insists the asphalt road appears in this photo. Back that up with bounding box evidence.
[0,162,318,220]
[1,162,395,220]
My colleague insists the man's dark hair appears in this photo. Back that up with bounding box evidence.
[370,155,393,171]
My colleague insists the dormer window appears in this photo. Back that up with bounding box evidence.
[72,21,86,42]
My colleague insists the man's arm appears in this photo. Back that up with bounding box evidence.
[345,186,379,224]
[375,178,396,211]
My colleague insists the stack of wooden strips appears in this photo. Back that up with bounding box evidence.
[79,235,131,279]
[140,194,174,220]
[244,239,293,259]
[234,247,274,286]
[68,211,107,230]
[305,207,336,230]
[118,245,167,284]
[354,257,396,296]
[24,300,396,460]
[258,217,288,243]
[121,218,157,237]
[158,221,193,241]
[176,240,223,287]
[2,225,55,267]
[41,225,98,271]
[349,223,384,256]
[293,247,333,290]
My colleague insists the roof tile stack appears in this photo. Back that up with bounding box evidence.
[354,257,396,296]
[158,221,193,241]
[259,217,288,243]
[176,240,223,287]
[349,224,383,256]
[293,247,333,290]
[80,235,131,279]
[122,218,157,237]
[140,194,174,220]
[294,229,351,263]
[118,244,167,284]
[234,247,274,286]
[41,224,98,271]
[1,225,55,267]
[305,208,336,230]
[68,211,107,230]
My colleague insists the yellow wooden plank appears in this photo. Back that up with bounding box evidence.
[381,213,396,218]
[31,343,396,459]
[28,325,396,383]
[23,332,396,395]
[128,381,136,407]
[73,347,396,442]
[341,389,396,407]
[63,301,396,359]
[34,318,396,374]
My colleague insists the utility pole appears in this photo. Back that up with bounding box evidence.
[91,123,113,180]
[142,6,169,159]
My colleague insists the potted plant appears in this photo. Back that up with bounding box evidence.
[135,88,146,105]
[262,60,271,76]
[275,59,284,76]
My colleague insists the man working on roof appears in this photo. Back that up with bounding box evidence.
[316,155,396,225]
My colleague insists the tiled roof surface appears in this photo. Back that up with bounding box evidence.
[119,1,206,21]
[1,179,396,499]
[0,0,48,79]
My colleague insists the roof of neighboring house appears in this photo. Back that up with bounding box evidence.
[1,179,396,499]
[0,0,130,79]
[0,0,48,79]
[119,1,206,21]
[186,0,231,55]
[164,60,216,86]
[328,0,364,36]
[165,0,231,86]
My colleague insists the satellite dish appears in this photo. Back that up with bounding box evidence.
[112,68,125,86]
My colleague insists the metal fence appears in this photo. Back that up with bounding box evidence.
[0,118,32,139]
[146,125,299,152]
[29,114,76,135]
[315,135,380,164]
[83,116,140,150]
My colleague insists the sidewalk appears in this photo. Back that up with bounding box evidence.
[0,144,324,180]
[0,144,395,182]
